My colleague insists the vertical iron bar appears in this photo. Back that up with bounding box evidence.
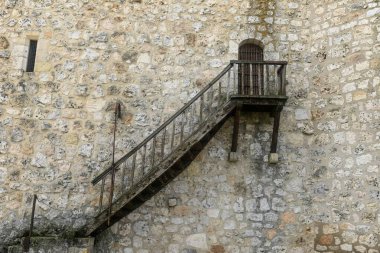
[241,63,244,95]
[160,127,166,160]
[258,64,262,95]
[180,112,185,144]
[218,81,222,108]
[189,104,195,133]
[121,162,126,192]
[233,63,237,94]
[257,65,265,96]
[99,178,105,213]
[108,167,116,226]
[281,66,286,96]
[112,103,121,165]
[151,137,156,170]
[108,103,121,226]
[266,64,269,94]
[130,152,137,187]
[227,68,231,100]
[209,86,214,113]
[142,144,147,174]
[200,94,204,122]
[249,64,253,95]
[170,120,175,151]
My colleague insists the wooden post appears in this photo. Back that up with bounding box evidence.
[269,107,282,164]
[229,104,241,162]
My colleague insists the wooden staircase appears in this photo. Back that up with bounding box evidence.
[83,60,288,237]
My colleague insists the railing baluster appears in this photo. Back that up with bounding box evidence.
[281,66,286,96]
[200,94,204,122]
[161,127,166,160]
[227,68,231,100]
[170,120,175,151]
[189,103,195,134]
[209,86,214,113]
[180,111,186,144]
[121,161,126,192]
[151,137,156,169]
[218,81,222,108]
[257,65,265,96]
[250,64,253,95]
[131,152,136,186]
[258,64,262,95]
[241,63,244,95]
[99,178,105,213]
[273,65,277,95]
[142,144,147,175]
[233,63,237,94]
[266,64,269,95]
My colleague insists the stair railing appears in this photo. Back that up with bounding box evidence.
[91,60,287,218]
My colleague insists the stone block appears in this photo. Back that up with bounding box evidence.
[186,233,208,250]
[228,152,238,162]
[168,198,177,207]
[269,153,278,164]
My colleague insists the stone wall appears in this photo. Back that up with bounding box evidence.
[0,0,379,252]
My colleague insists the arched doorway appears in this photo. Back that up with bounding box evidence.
[238,41,264,95]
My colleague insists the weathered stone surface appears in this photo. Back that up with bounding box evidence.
[185,234,208,250]
[0,0,378,252]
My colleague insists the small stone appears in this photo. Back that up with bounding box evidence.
[259,198,270,211]
[340,244,353,251]
[133,221,149,237]
[247,213,263,222]
[11,128,23,142]
[0,50,10,59]
[359,233,378,247]
[272,198,285,212]
[79,143,93,157]
[168,198,177,207]
[0,37,9,49]
[281,212,295,224]
[354,245,367,253]
[31,153,48,168]
[83,48,99,62]
[266,229,277,240]
[269,153,278,164]
[186,233,208,250]
[367,8,380,17]
[137,53,151,64]
[223,219,236,229]
[323,224,339,234]
[228,152,238,162]
[207,209,219,218]
[319,234,334,245]
[210,245,225,253]
[295,109,309,120]
[94,32,108,42]
[353,90,367,100]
